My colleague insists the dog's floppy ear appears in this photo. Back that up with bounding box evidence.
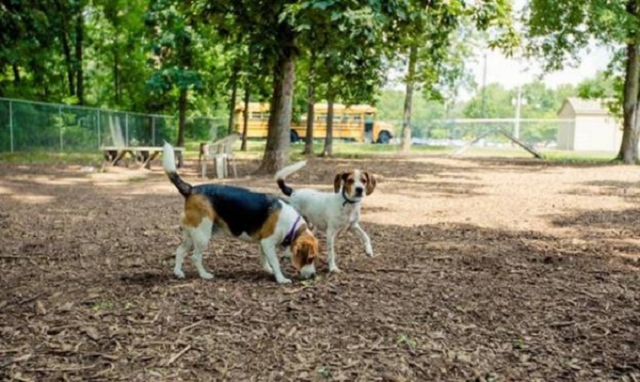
[333,172,348,193]
[364,172,377,195]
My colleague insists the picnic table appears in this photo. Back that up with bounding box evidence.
[101,146,185,170]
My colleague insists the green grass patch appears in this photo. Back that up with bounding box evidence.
[539,150,617,164]
[0,151,103,165]
[0,140,620,166]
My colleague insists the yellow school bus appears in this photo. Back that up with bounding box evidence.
[234,102,394,143]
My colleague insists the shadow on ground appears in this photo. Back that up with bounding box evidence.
[1,160,639,381]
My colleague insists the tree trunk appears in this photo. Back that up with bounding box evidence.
[322,92,335,157]
[617,2,640,163]
[75,6,84,105]
[303,52,316,156]
[177,88,188,167]
[12,64,20,84]
[304,83,315,156]
[227,63,240,135]
[114,48,120,105]
[400,45,417,152]
[61,31,75,97]
[257,25,296,174]
[241,80,250,151]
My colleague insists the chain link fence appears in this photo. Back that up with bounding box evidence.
[384,118,579,152]
[0,98,227,153]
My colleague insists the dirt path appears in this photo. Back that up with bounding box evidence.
[0,157,639,381]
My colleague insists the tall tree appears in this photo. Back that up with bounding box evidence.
[524,0,640,163]
[396,0,518,152]
[145,0,205,150]
[204,0,411,173]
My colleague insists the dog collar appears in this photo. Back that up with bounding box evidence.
[281,215,302,247]
[341,188,359,207]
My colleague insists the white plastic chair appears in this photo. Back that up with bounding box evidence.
[199,134,240,178]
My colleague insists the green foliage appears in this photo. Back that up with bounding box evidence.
[523,0,640,163]
[577,70,622,118]
[462,81,578,119]
[523,0,632,72]
[145,0,205,94]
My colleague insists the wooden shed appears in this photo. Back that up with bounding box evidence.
[556,97,622,151]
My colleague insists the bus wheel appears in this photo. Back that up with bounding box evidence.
[290,130,300,143]
[377,131,391,144]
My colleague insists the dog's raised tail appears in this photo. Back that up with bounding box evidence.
[163,141,192,197]
[274,160,307,197]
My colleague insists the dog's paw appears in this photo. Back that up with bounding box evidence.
[328,266,342,273]
[276,277,292,284]
[199,271,214,280]
[174,268,186,279]
[263,265,275,275]
[365,249,374,258]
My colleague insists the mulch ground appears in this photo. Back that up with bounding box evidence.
[0,157,639,382]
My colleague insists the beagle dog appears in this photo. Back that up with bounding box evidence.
[162,142,318,284]
[275,161,377,273]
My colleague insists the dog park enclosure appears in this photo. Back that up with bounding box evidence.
[1,155,638,381]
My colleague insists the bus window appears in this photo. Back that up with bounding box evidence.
[353,115,362,124]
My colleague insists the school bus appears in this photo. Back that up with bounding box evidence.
[233,102,395,143]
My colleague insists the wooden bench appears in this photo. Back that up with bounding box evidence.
[101,146,185,170]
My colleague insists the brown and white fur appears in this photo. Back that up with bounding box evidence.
[162,142,318,284]
[275,161,377,273]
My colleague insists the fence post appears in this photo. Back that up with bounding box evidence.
[97,109,101,150]
[152,116,156,146]
[59,105,63,152]
[125,112,129,146]
[9,100,14,152]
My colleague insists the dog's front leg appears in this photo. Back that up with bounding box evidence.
[351,222,374,257]
[260,241,291,284]
[259,247,274,275]
[326,230,340,273]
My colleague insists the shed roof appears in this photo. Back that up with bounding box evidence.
[558,97,610,116]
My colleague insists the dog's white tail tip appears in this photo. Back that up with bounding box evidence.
[162,141,177,173]
[274,160,307,180]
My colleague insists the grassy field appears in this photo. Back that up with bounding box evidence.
[0,139,620,166]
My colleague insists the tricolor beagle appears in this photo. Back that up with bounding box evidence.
[162,142,318,284]
[275,161,377,273]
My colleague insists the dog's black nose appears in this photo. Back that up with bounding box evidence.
[355,187,364,195]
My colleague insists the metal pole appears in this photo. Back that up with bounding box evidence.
[97,109,101,149]
[514,84,522,140]
[9,100,14,152]
[125,112,129,146]
[480,52,487,118]
[152,116,156,146]
[59,106,63,152]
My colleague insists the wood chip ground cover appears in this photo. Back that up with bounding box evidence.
[0,156,639,381]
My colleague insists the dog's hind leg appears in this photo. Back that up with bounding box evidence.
[174,229,193,279]
[189,218,214,280]
[351,222,374,257]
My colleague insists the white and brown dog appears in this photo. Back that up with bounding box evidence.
[162,142,318,284]
[275,161,377,273]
